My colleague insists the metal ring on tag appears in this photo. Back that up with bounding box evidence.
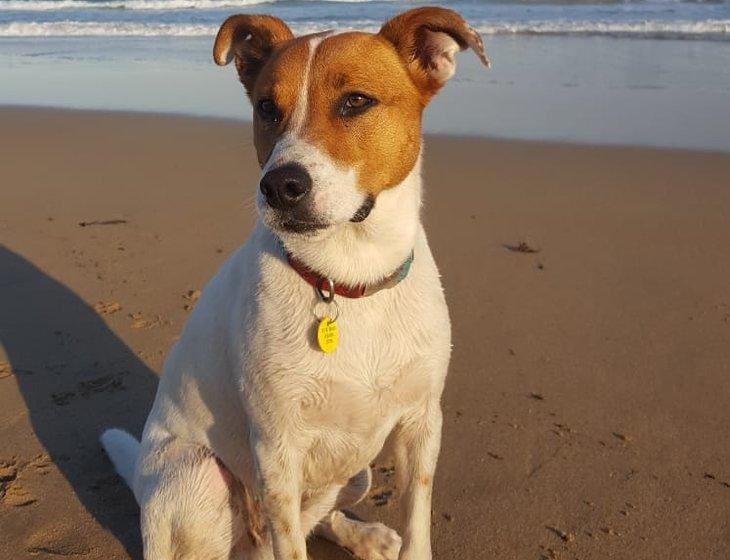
[317,277,336,303]
[312,298,340,323]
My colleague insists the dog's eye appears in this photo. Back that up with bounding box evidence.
[340,93,376,117]
[257,98,280,122]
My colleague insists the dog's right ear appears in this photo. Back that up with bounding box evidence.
[213,15,294,94]
[379,7,489,101]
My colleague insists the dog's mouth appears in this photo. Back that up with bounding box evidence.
[279,219,329,234]
[350,195,375,223]
[257,198,328,235]
[259,192,375,235]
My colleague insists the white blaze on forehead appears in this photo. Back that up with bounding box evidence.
[262,31,332,175]
[288,32,330,133]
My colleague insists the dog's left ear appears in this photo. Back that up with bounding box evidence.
[379,7,489,100]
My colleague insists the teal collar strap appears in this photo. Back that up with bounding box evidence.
[284,245,414,300]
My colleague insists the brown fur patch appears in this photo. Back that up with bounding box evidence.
[249,30,425,197]
[302,32,424,197]
[250,37,310,166]
[244,487,267,547]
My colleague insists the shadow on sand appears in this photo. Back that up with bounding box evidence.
[0,245,157,558]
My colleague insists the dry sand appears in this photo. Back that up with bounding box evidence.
[1,107,729,560]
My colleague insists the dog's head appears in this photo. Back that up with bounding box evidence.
[214,8,489,237]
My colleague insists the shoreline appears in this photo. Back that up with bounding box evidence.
[3,33,729,152]
[4,104,730,155]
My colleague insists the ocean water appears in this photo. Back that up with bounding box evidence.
[1,0,728,39]
[1,0,729,150]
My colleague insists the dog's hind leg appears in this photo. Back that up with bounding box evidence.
[312,469,402,560]
[314,511,402,560]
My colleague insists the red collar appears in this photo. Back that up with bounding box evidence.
[285,251,414,300]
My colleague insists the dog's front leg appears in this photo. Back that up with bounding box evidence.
[394,399,443,560]
[254,442,308,560]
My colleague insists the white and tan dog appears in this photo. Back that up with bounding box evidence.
[101,7,489,560]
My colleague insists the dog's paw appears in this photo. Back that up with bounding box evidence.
[343,519,402,560]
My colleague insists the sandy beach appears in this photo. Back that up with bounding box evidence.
[1,107,729,560]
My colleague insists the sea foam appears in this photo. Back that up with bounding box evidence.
[1,19,728,40]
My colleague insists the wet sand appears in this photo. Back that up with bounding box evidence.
[1,108,729,560]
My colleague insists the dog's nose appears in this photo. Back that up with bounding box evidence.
[260,164,312,210]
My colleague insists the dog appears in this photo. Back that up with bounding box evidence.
[101,7,489,560]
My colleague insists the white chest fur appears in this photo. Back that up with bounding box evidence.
[234,225,451,489]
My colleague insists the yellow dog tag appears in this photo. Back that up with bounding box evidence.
[317,317,339,353]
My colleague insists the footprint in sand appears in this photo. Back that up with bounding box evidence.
[4,482,36,507]
[129,311,163,329]
[0,461,36,507]
[52,373,127,406]
[0,461,18,501]
[182,289,201,311]
[0,362,12,379]
[93,301,122,315]
[25,522,92,556]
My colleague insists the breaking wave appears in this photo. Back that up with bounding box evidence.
[1,19,728,40]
